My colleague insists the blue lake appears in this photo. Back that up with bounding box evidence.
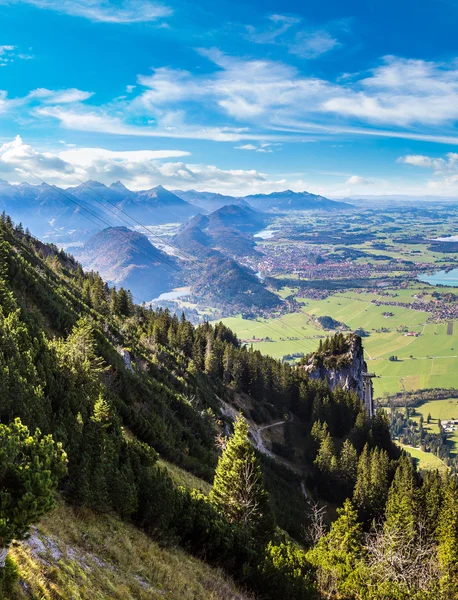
[152,287,191,301]
[419,269,458,287]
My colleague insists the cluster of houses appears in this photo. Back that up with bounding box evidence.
[441,419,458,434]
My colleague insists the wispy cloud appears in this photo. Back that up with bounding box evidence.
[323,56,458,126]
[288,30,339,59]
[2,0,172,23]
[235,142,279,152]
[245,14,341,59]
[245,14,300,44]
[7,49,458,147]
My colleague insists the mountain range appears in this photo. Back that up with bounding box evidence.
[0,180,353,241]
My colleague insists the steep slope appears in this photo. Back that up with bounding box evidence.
[71,226,179,301]
[10,501,250,600]
[244,189,353,212]
[0,214,404,600]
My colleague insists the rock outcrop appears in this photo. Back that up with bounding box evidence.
[302,334,367,402]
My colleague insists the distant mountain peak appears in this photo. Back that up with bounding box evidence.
[110,181,131,191]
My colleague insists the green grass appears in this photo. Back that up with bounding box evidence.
[158,458,211,494]
[409,399,458,456]
[397,443,448,472]
[9,499,250,600]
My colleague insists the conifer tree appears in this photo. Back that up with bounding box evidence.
[307,499,363,598]
[0,418,67,567]
[437,476,458,594]
[339,439,358,492]
[315,432,336,474]
[210,415,274,541]
[384,454,418,542]
[204,334,219,379]
[353,444,390,522]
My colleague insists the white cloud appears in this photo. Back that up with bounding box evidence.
[3,0,172,23]
[0,136,292,194]
[34,104,287,142]
[8,50,458,147]
[235,142,276,152]
[0,136,75,179]
[346,175,371,185]
[245,14,300,44]
[131,51,458,137]
[322,56,458,126]
[28,88,94,104]
[0,44,34,65]
[397,151,458,193]
[397,155,442,168]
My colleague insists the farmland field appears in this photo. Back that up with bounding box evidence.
[214,287,458,397]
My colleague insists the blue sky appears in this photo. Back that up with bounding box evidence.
[2,0,458,196]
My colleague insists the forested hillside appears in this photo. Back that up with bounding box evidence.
[0,211,457,599]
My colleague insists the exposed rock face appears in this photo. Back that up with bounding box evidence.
[302,335,366,402]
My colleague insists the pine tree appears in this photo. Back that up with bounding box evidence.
[0,418,67,567]
[117,287,131,317]
[210,415,274,541]
[353,445,390,522]
[204,334,219,379]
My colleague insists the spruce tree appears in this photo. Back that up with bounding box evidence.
[314,432,336,474]
[210,415,274,541]
[437,476,458,594]
[307,499,363,598]
[339,439,358,491]
[384,454,418,542]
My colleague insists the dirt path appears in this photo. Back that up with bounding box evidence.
[250,419,286,459]
[219,401,310,498]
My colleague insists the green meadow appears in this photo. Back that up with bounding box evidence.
[397,443,448,472]
[214,287,458,398]
[395,398,458,469]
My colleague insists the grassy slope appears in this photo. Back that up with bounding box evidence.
[157,458,212,494]
[397,443,448,472]
[9,499,251,600]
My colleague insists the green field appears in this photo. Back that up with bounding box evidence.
[397,443,448,472]
[214,287,458,398]
[410,399,458,456]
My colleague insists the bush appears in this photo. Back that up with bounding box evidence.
[0,555,19,598]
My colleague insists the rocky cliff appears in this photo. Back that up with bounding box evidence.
[302,334,366,401]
